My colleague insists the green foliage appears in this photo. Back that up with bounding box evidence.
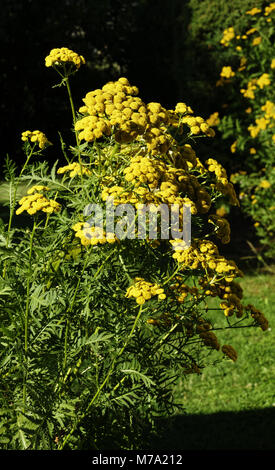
[211,4,275,259]
[0,48,269,450]
[187,0,266,41]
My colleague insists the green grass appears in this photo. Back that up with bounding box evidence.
[152,269,275,450]
[176,270,275,414]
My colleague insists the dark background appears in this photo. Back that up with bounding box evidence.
[0,0,225,169]
[0,0,268,261]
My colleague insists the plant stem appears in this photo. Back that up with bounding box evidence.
[62,250,90,374]
[58,304,143,450]
[3,148,35,279]
[64,77,79,147]
[22,219,36,412]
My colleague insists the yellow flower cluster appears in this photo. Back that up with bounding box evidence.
[102,154,212,217]
[101,184,155,207]
[27,185,50,193]
[252,36,262,46]
[144,102,172,153]
[248,117,269,138]
[125,277,166,305]
[200,277,244,317]
[246,7,261,15]
[230,140,237,153]
[76,77,150,145]
[169,277,199,303]
[75,77,215,154]
[220,27,235,46]
[175,102,194,115]
[157,169,211,214]
[240,79,257,99]
[21,130,49,149]
[259,179,271,189]
[246,28,257,36]
[220,66,235,79]
[208,214,231,244]
[57,162,92,178]
[16,186,61,215]
[257,73,270,89]
[180,144,199,169]
[206,112,220,127]
[170,238,242,282]
[205,158,239,205]
[220,293,244,318]
[181,115,215,137]
[241,74,270,101]
[72,222,117,246]
[261,100,275,120]
[238,57,247,73]
[45,47,85,69]
[123,155,165,189]
[264,2,275,15]
[75,115,112,141]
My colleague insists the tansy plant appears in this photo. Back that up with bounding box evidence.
[0,46,269,450]
[209,3,275,260]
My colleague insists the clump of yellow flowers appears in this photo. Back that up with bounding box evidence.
[21,130,50,149]
[220,66,235,79]
[220,26,235,47]
[16,185,61,215]
[72,222,117,246]
[57,162,92,178]
[45,47,85,69]
[65,70,268,346]
[125,278,166,305]
[75,77,215,154]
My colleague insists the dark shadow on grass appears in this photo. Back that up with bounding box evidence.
[152,408,275,450]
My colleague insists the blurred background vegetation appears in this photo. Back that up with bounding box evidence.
[0,0,266,162]
[0,0,271,263]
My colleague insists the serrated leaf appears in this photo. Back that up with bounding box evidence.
[120,369,156,387]
[85,331,114,345]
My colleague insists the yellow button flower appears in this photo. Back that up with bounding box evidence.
[21,130,50,149]
[45,47,85,69]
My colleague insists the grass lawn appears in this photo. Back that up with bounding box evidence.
[155,269,275,450]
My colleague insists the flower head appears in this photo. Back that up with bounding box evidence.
[264,2,275,15]
[246,7,261,15]
[72,222,117,246]
[21,130,50,149]
[220,27,235,47]
[16,186,61,216]
[256,73,270,89]
[220,66,235,79]
[252,36,262,46]
[45,47,85,70]
[125,278,166,305]
[57,162,92,178]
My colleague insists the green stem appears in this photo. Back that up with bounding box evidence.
[64,77,79,147]
[3,148,35,278]
[118,253,133,283]
[163,261,181,286]
[58,304,143,450]
[62,250,90,374]
[23,219,37,412]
